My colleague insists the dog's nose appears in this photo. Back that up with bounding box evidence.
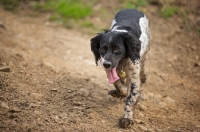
[103,62,111,69]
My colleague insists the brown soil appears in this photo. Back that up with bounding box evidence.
[0,3,200,132]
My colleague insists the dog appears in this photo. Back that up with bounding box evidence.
[90,9,151,128]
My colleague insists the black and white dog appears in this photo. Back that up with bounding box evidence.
[90,9,151,128]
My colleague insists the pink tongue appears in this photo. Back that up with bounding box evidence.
[106,67,120,84]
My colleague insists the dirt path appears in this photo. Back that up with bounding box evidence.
[0,5,200,132]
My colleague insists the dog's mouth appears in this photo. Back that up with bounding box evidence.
[106,67,119,84]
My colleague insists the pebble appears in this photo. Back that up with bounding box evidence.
[0,66,10,72]
[147,92,154,99]
[163,96,175,104]
[30,93,43,100]
[195,125,200,128]
[157,102,167,107]
[79,88,90,97]
[34,110,41,114]
[146,128,154,132]
[138,124,148,131]
[138,112,144,118]
[40,61,57,72]
[9,106,21,112]
[101,120,105,124]
[156,129,163,132]
[195,55,199,60]
[0,102,9,109]
[134,119,143,124]
[138,104,146,111]
[29,103,41,108]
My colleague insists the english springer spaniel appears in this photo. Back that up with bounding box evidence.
[90,9,151,128]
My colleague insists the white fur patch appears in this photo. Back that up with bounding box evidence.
[111,26,128,33]
[139,15,151,56]
[110,19,116,29]
[101,57,106,66]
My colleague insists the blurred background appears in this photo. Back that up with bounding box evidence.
[0,0,200,131]
[0,0,200,34]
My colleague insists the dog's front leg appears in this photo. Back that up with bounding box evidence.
[119,61,141,128]
[108,79,127,98]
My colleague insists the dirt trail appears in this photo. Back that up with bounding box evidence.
[0,5,200,132]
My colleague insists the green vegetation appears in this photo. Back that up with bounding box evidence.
[0,0,19,10]
[31,0,94,30]
[160,6,179,18]
[0,0,196,34]
[125,0,147,9]
[32,0,92,19]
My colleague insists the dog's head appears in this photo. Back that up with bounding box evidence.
[90,30,141,70]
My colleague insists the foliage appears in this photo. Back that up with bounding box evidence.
[160,6,179,18]
[125,0,147,9]
[32,0,92,19]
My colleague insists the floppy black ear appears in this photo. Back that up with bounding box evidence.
[122,33,141,64]
[90,33,103,66]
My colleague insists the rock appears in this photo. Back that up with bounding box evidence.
[146,128,154,132]
[0,22,6,29]
[0,102,9,109]
[29,103,41,108]
[195,55,199,60]
[146,92,154,99]
[47,80,54,84]
[30,93,43,100]
[195,125,200,128]
[138,112,144,118]
[163,96,175,104]
[154,94,162,101]
[9,106,21,112]
[0,66,10,72]
[101,120,105,124]
[138,124,148,131]
[134,119,143,124]
[79,88,90,97]
[87,97,92,100]
[167,55,178,62]
[138,104,146,111]
[51,88,59,92]
[140,93,147,101]
[156,129,163,132]
[34,110,41,114]
[58,113,68,119]
[157,102,167,107]
[73,101,82,105]
[40,61,57,72]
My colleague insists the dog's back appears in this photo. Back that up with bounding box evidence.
[110,9,151,56]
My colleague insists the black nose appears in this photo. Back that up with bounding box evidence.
[103,62,111,69]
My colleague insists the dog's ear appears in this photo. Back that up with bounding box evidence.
[122,33,141,64]
[90,33,103,66]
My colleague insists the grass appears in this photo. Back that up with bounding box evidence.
[160,6,179,18]
[125,0,147,9]
[31,0,94,30]
[32,0,92,19]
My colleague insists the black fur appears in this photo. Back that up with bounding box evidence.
[90,31,141,66]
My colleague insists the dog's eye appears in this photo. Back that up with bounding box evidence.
[113,46,120,52]
[100,47,106,52]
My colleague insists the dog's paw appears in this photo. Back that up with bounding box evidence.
[108,90,127,98]
[119,117,134,128]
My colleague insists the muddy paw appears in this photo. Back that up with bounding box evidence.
[108,90,127,98]
[119,118,134,128]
